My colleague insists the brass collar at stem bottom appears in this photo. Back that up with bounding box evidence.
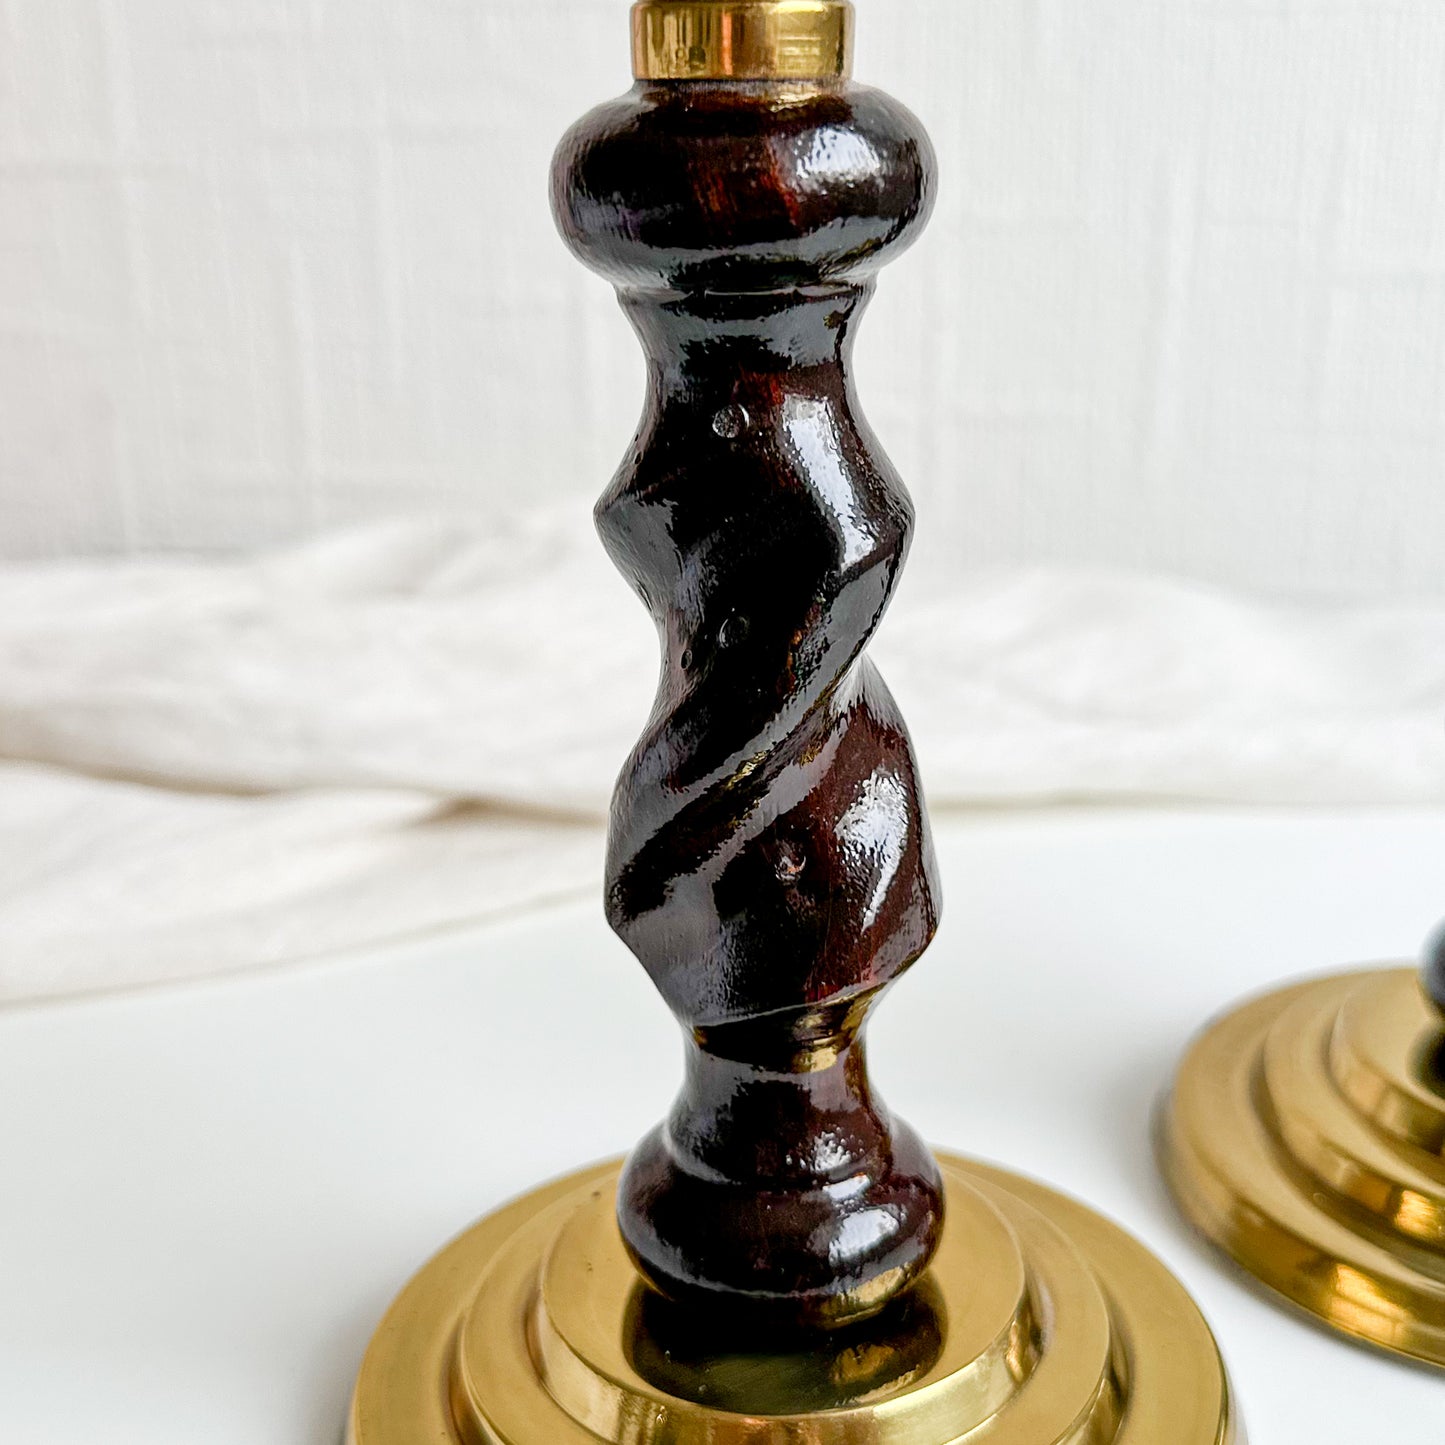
[348,1152,1237,1444]
[1163,966,1445,1367]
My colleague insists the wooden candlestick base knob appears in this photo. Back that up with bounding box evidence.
[1164,947,1445,1367]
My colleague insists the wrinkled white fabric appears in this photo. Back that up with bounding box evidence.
[2,508,1442,1001]
[0,762,602,1000]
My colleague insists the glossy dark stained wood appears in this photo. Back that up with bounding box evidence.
[1423,922,1445,1016]
[552,78,942,1329]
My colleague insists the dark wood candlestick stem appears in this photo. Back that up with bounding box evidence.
[553,77,941,1328]
[1421,919,1445,1016]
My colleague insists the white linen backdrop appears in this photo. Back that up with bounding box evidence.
[5,1,1445,1002]
[3,0,1445,598]
[3,507,1443,1002]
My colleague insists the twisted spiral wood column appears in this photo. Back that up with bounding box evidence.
[553,80,942,1328]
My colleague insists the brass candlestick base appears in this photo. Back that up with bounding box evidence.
[1163,966,1445,1366]
[349,1151,1237,1444]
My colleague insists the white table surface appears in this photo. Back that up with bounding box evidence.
[3,806,1443,1442]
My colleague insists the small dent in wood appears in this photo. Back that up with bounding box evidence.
[712,403,750,439]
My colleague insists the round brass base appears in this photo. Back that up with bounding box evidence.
[1163,966,1445,1367]
[349,1152,1236,1443]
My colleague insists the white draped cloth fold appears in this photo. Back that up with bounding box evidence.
[3,508,1442,1001]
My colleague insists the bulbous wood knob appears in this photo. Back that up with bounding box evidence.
[552,72,940,1328]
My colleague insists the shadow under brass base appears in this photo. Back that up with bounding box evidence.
[1163,966,1445,1367]
[349,1152,1237,1443]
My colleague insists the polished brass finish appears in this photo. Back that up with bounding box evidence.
[631,0,853,80]
[349,1152,1236,1444]
[1164,966,1445,1366]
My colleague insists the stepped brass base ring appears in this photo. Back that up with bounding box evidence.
[1163,966,1445,1367]
[349,1152,1236,1443]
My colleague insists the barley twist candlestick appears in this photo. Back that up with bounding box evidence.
[348,5,1239,1439]
[554,42,943,1331]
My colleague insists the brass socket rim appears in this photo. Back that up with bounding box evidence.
[632,0,854,81]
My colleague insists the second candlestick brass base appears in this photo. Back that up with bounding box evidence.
[349,1152,1236,1444]
[1163,966,1445,1367]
